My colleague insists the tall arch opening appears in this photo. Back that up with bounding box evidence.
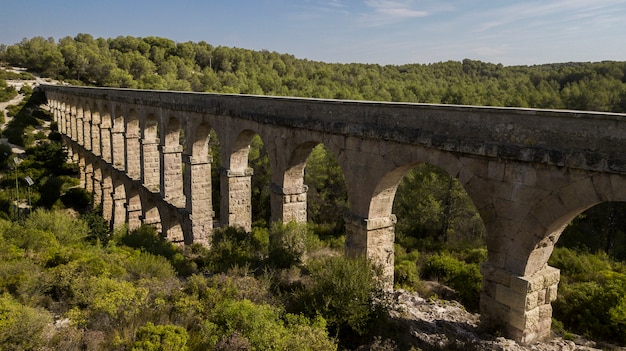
[304,143,348,241]
[220,130,269,231]
[161,116,185,207]
[361,161,486,309]
[546,201,626,344]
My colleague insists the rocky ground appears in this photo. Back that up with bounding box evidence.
[388,289,623,351]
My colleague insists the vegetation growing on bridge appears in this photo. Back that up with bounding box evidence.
[1,37,626,348]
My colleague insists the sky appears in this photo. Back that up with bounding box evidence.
[1,0,626,66]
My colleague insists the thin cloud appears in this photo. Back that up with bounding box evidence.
[360,0,431,26]
[474,0,626,32]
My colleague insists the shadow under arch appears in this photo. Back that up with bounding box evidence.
[558,201,626,259]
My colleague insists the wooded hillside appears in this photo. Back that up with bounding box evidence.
[2,34,626,112]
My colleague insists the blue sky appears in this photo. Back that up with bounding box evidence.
[1,0,626,66]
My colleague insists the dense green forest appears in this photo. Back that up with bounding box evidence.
[1,34,626,349]
[2,34,626,111]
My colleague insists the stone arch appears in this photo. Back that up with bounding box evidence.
[161,115,185,206]
[100,104,112,163]
[141,197,162,233]
[229,129,256,173]
[101,167,114,223]
[183,120,214,245]
[270,140,320,224]
[514,173,626,277]
[141,113,160,191]
[76,100,85,146]
[112,105,125,170]
[126,184,142,231]
[90,102,101,156]
[68,97,77,137]
[126,109,141,179]
[111,174,127,230]
[219,129,258,231]
[479,171,626,343]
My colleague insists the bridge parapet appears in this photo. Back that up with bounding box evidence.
[43,85,626,174]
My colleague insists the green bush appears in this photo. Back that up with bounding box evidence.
[60,187,93,211]
[395,244,420,289]
[0,294,53,349]
[269,221,308,268]
[293,255,389,339]
[551,247,626,344]
[422,252,482,311]
[208,226,267,272]
[120,224,195,276]
[131,322,188,351]
[19,84,33,95]
[23,209,88,246]
[207,298,337,351]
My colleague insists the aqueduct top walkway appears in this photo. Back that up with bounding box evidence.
[43,85,626,343]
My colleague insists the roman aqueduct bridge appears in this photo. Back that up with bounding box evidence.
[43,85,626,343]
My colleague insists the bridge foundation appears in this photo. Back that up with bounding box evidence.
[344,214,397,288]
[480,263,560,343]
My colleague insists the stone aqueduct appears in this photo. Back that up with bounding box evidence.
[43,85,626,343]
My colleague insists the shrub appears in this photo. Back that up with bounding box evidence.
[19,84,33,95]
[207,298,337,351]
[208,226,267,272]
[422,252,482,311]
[395,259,420,290]
[551,248,626,344]
[23,209,88,245]
[120,224,195,276]
[131,322,189,351]
[293,255,389,339]
[0,294,53,349]
[269,221,308,268]
[81,207,111,243]
[61,187,92,211]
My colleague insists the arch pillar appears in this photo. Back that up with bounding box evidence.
[101,124,112,163]
[84,161,94,194]
[480,263,560,343]
[220,167,253,232]
[83,113,92,151]
[270,182,308,223]
[112,130,125,170]
[101,176,113,222]
[76,115,84,145]
[91,119,101,156]
[127,193,142,231]
[160,144,184,206]
[183,155,213,245]
[92,167,103,207]
[143,207,162,233]
[141,138,160,192]
[125,133,141,180]
[112,186,127,229]
[344,213,397,288]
